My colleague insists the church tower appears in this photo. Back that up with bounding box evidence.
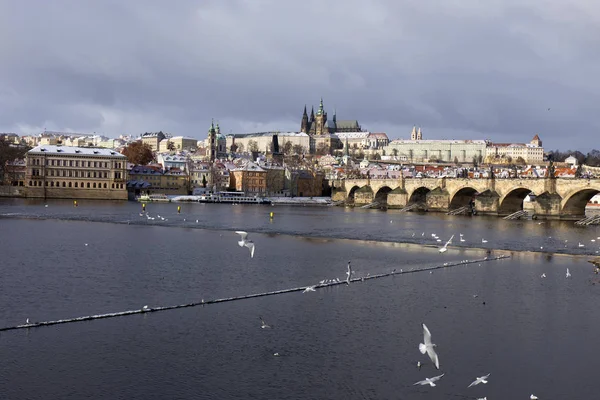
[417,127,422,140]
[530,134,542,147]
[410,126,417,140]
[314,98,328,135]
[301,105,309,133]
[208,119,216,162]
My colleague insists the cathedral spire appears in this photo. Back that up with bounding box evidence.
[303,104,307,116]
[310,106,315,121]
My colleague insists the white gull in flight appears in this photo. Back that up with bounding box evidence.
[468,373,490,388]
[235,231,255,258]
[419,323,440,369]
[439,234,454,253]
[413,374,444,387]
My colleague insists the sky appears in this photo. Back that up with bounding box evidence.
[1,0,599,150]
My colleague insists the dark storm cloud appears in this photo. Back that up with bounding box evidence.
[0,0,599,149]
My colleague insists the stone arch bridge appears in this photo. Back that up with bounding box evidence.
[330,177,600,219]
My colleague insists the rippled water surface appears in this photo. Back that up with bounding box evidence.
[1,198,599,399]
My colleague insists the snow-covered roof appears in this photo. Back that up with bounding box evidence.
[389,139,487,145]
[28,145,126,158]
[168,136,196,141]
[226,131,309,138]
[333,132,370,139]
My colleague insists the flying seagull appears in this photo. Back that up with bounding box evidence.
[439,234,454,253]
[468,373,491,388]
[260,316,271,329]
[346,261,353,284]
[303,285,316,293]
[419,323,440,369]
[235,231,255,258]
[413,374,444,387]
[566,268,571,278]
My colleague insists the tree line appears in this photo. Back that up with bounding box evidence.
[547,149,600,166]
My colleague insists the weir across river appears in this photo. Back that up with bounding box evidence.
[0,255,510,333]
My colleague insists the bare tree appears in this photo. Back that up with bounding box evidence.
[248,140,259,153]
[292,144,305,155]
[316,143,330,156]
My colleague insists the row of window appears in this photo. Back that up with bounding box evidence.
[28,180,124,189]
[46,170,110,178]
[31,158,124,168]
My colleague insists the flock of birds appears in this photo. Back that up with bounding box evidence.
[41,205,593,399]
[413,323,539,399]
[411,232,489,253]
[230,226,565,398]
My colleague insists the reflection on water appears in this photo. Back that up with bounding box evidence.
[0,200,599,399]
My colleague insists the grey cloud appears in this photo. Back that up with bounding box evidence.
[1,0,599,150]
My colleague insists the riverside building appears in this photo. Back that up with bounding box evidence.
[25,145,128,200]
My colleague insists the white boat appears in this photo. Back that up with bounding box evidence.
[137,194,171,202]
[199,191,269,204]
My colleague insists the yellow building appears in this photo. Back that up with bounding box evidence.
[158,136,198,152]
[128,165,190,195]
[141,132,166,152]
[25,145,128,200]
[485,135,544,164]
[229,161,267,194]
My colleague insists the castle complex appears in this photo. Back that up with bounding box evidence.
[300,98,362,135]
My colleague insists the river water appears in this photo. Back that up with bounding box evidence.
[1,198,599,399]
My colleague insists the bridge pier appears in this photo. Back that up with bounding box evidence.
[353,186,374,207]
[533,192,563,219]
[425,188,450,212]
[387,188,409,209]
[474,189,500,215]
[331,188,346,203]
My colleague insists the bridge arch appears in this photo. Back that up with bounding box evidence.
[347,185,361,204]
[499,187,532,215]
[449,187,479,209]
[374,186,393,206]
[561,188,600,217]
[408,186,431,204]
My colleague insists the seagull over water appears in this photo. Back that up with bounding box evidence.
[419,323,440,369]
[566,268,571,278]
[439,234,454,253]
[413,374,444,387]
[346,261,353,284]
[260,316,271,329]
[235,231,255,258]
[303,285,316,293]
[468,373,490,388]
